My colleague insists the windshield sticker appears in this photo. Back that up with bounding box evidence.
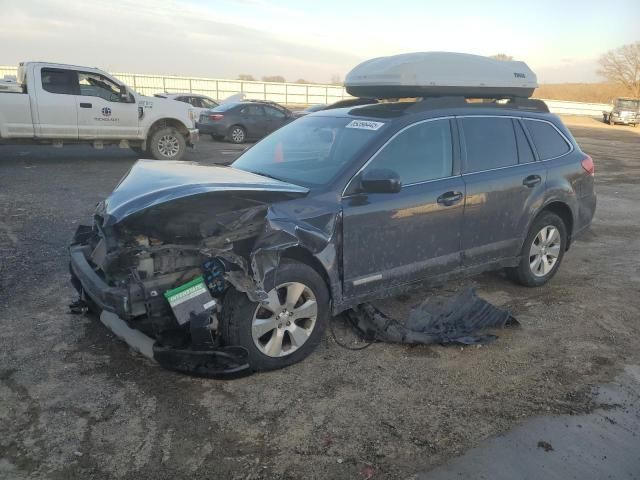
[345,120,385,131]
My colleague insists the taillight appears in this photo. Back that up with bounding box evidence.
[581,155,595,176]
[209,114,224,121]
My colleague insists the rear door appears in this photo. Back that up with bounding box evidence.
[458,116,546,265]
[34,67,78,138]
[342,118,465,297]
[76,71,139,139]
[239,104,266,138]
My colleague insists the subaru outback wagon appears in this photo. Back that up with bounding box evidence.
[69,97,596,375]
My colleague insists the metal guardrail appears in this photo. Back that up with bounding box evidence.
[0,65,612,114]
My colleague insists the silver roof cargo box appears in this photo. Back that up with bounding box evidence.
[345,52,538,99]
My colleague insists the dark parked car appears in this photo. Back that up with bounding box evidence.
[69,97,596,376]
[197,100,294,143]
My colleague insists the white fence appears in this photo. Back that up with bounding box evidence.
[0,64,610,114]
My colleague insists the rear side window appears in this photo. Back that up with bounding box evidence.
[524,120,571,160]
[515,120,535,164]
[461,117,517,173]
[366,119,453,185]
[241,105,264,116]
[41,68,77,95]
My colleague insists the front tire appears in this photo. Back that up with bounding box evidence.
[220,260,329,371]
[149,126,186,160]
[507,212,567,287]
[228,125,246,144]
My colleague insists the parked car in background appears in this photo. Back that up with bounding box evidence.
[198,100,294,143]
[293,104,327,118]
[0,62,198,160]
[602,97,639,126]
[155,93,219,118]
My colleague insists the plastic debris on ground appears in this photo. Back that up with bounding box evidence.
[340,287,519,347]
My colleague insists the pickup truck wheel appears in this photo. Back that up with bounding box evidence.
[149,127,186,160]
[220,260,329,371]
[228,125,246,144]
[507,212,567,287]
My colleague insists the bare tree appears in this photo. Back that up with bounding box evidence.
[295,78,310,84]
[490,54,513,61]
[597,42,640,99]
[237,74,255,81]
[330,74,342,85]
[262,75,286,83]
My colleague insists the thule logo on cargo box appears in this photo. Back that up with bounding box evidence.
[513,72,527,79]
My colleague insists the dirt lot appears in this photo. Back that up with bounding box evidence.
[1,117,639,479]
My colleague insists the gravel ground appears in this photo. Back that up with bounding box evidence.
[1,117,639,479]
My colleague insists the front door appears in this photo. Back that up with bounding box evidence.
[76,71,139,139]
[34,67,78,138]
[341,118,465,297]
[263,105,289,134]
[458,116,547,264]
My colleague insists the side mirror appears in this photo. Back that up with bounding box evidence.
[119,85,133,103]
[360,168,402,194]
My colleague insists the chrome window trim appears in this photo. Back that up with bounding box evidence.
[341,114,574,196]
[519,117,575,162]
[341,116,455,197]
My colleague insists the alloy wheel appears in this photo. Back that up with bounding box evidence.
[251,282,318,357]
[231,127,245,143]
[157,135,180,158]
[529,225,561,277]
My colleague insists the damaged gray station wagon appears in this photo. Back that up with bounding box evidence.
[69,53,596,377]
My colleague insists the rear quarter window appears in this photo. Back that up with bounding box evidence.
[461,117,518,173]
[523,120,571,160]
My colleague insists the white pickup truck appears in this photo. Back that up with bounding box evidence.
[0,62,199,159]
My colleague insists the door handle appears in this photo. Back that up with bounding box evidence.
[522,175,542,188]
[80,102,92,108]
[437,191,464,206]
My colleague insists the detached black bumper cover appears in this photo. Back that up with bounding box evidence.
[69,227,252,378]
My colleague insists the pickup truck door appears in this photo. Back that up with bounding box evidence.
[33,67,78,138]
[76,71,139,139]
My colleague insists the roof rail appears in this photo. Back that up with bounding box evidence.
[406,96,549,113]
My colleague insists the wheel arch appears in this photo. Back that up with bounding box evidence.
[280,246,333,303]
[535,201,575,249]
[144,118,190,144]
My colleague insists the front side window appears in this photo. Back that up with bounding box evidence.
[523,120,570,160]
[364,119,453,185]
[78,72,125,102]
[41,68,77,95]
[461,117,517,173]
[233,115,384,187]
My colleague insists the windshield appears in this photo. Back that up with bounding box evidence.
[232,115,386,187]
[616,99,640,111]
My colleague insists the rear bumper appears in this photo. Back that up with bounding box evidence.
[69,226,251,378]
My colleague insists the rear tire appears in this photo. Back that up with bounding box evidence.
[507,212,567,287]
[228,125,246,144]
[148,126,186,160]
[220,260,329,371]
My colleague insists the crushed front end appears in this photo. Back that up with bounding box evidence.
[69,160,312,377]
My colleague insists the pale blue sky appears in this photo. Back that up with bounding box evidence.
[1,0,638,83]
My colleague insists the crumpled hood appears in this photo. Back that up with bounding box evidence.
[99,160,308,225]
